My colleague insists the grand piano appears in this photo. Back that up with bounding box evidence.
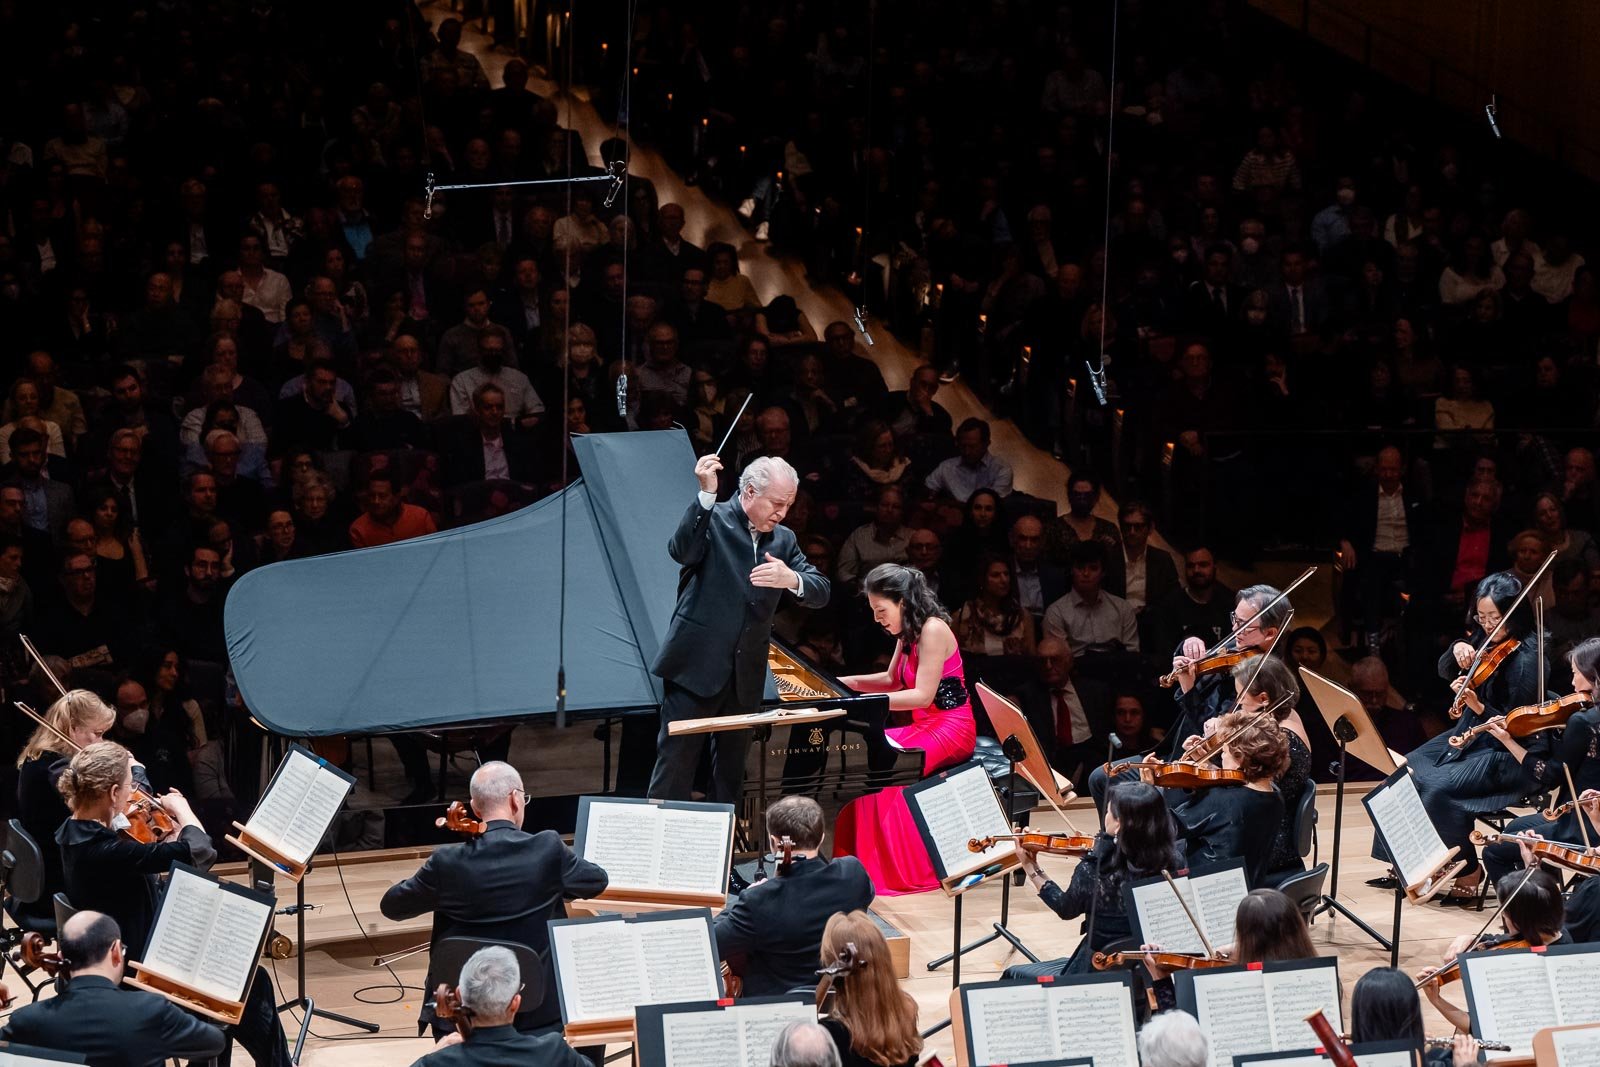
[223,430,905,835]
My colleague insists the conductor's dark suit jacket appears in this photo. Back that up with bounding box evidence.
[713,855,874,996]
[380,821,608,1031]
[0,975,227,1067]
[650,495,830,706]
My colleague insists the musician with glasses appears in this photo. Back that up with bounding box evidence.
[409,946,589,1067]
[1086,584,1288,821]
[381,762,608,1038]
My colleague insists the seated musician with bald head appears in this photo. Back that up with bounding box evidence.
[0,910,226,1067]
[381,761,609,1038]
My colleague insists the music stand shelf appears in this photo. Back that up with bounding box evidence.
[665,707,844,736]
[562,1019,636,1049]
[227,824,309,883]
[567,890,726,916]
[126,966,245,1026]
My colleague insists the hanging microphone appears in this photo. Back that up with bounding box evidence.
[1485,96,1501,139]
[616,373,628,417]
[853,306,874,346]
[423,172,437,219]
[1085,357,1109,406]
[602,160,628,207]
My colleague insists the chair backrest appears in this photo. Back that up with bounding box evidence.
[5,820,46,905]
[1273,863,1328,920]
[52,892,77,933]
[1294,778,1318,858]
[433,935,545,1011]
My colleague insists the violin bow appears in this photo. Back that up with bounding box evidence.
[1161,870,1218,959]
[1013,763,1086,836]
[1186,690,1296,763]
[19,634,69,698]
[13,701,80,755]
[1414,864,1540,988]
[1452,552,1557,717]
[1563,762,1595,851]
[1204,607,1297,733]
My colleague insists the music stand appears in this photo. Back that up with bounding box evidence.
[1300,669,1399,958]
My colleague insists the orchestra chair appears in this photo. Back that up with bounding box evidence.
[431,935,545,1025]
[2,820,56,1001]
[1272,864,1330,924]
[52,892,77,935]
[1263,780,1329,923]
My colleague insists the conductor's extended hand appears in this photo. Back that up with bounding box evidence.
[751,551,797,590]
[695,454,723,494]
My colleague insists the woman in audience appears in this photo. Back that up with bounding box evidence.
[756,294,818,346]
[544,323,613,432]
[321,245,369,329]
[1388,317,1442,402]
[723,335,779,404]
[0,379,66,461]
[787,352,844,436]
[817,910,922,1067]
[945,489,1009,598]
[951,553,1036,659]
[1009,780,1183,976]
[1438,233,1504,306]
[1433,364,1494,449]
[83,486,149,593]
[840,419,913,503]
[706,242,762,314]
[290,470,349,555]
[258,508,305,563]
[1533,492,1600,570]
[1507,530,1554,606]
[833,564,976,894]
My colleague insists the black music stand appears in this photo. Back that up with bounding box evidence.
[925,735,1039,971]
[1300,669,1396,957]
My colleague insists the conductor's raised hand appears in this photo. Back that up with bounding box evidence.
[695,454,723,494]
[750,552,796,590]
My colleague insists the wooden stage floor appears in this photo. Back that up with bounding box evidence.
[224,783,1495,1066]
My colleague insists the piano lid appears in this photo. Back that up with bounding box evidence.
[223,430,699,736]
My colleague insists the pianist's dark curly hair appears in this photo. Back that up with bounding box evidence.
[863,563,950,651]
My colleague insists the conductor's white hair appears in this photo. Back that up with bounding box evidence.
[469,761,523,809]
[740,455,798,497]
[458,946,521,1018]
[1138,1011,1209,1067]
[769,1021,841,1067]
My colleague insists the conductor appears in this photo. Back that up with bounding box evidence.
[649,454,830,803]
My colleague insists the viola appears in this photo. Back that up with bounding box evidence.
[1091,949,1231,972]
[435,801,487,836]
[1469,829,1600,876]
[1416,933,1530,989]
[1446,638,1520,721]
[968,831,1096,857]
[432,983,475,1039]
[1450,692,1592,749]
[1159,647,1261,688]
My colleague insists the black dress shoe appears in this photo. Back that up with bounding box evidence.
[1365,874,1399,890]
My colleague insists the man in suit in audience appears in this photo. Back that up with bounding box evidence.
[434,384,542,489]
[408,946,588,1067]
[713,796,874,997]
[1012,637,1113,789]
[1106,502,1180,649]
[1009,514,1068,630]
[382,762,609,1036]
[1,910,227,1067]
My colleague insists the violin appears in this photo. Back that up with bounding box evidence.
[1446,638,1520,721]
[1091,949,1231,973]
[1469,829,1600,876]
[969,831,1096,857]
[1131,759,1246,789]
[1305,1009,1358,1067]
[1450,692,1592,749]
[432,983,475,1039]
[435,801,486,836]
[1415,933,1531,989]
[1159,647,1261,688]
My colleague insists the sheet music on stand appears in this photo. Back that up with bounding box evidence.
[957,973,1138,1067]
[1461,942,1600,1059]
[572,796,734,910]
[1534,1022,1600,1067]
[0,1045,88,1066]
[1361,765,1465,903]
[904,760,1019,891]
[126,863,275,1025]
[634,995,813,1067]
[1125,859,1248,955]
[1175,957,1343,1067]
[1235,1040,1422,1067]
[227,743,355,881]
[548,908,723,1045]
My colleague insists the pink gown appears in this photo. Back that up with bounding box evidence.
[832,643,977,895]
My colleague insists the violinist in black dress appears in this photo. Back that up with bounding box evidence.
[1382,574,1550,902]
[1164,709,1288,888]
